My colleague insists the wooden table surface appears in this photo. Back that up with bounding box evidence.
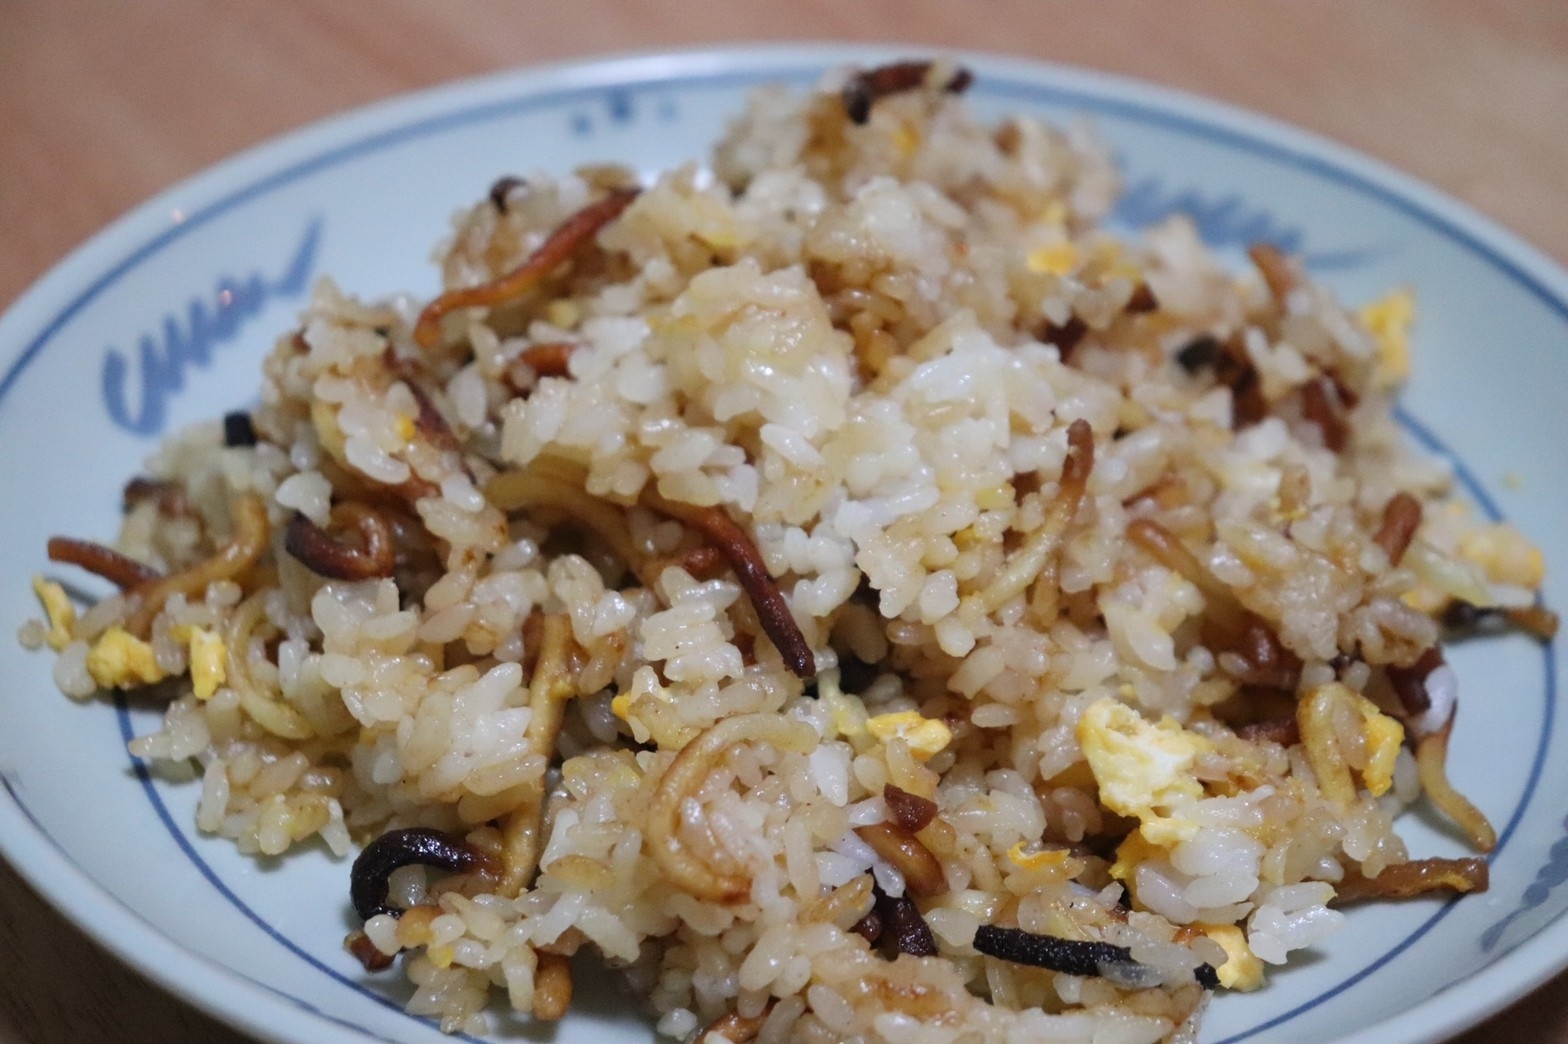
[2,3,1565,1041]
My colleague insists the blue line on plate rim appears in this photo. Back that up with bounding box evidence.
[109,694,484,1042]
[0,55,1557,1042]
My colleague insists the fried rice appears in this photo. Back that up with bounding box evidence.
[22,60,1557,1043]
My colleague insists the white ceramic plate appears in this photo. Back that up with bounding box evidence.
[1,43,1564,1044]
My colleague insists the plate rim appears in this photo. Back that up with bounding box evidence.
[0,40,1564,1044]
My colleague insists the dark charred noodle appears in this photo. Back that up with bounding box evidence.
[1175,334,1222,374]
[284,506,397,581]
[972,924,1218,989]
[1332,856,1489,903]
[1442,599,1560,642]
[1386,646,1444,720]
[414,187,640,350]
[223,411,258,447]
[1373,492,1423,566]
[488,175,526,213]
[876,892,938,957]
[350,827,489,921]
[46,536,161,590]
[883,784,939,834]
[1440,599,1492,631]
[842,60,974,124]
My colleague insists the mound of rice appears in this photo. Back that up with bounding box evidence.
[23,60,1555,1043]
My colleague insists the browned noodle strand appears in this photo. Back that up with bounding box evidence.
[413,187,639,350]
[124,491,270,637]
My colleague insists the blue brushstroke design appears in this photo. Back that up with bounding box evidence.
[1482,812,1568,953]
[1113,175,1380,270]
[100,217,321,436]
[605,86,635,124]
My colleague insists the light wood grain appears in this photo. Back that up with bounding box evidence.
[1,2,1564,1041]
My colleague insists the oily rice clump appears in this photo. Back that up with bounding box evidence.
[25,61,1555,1042]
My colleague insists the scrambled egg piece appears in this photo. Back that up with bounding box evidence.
[1078,697,1210,844]
[1026,241,1079,277]
[866,711,952,761]
[31,577,76,651]
[1200,924,1265,991]
[1298,682,1404,800]
[1359,288,1415,387]
[1459,523,1546,589]
[1360,703,1404,797]
[1108,830,1161,883]
[85,626,167,690]
[815,673,870,743]
[186,627,227,700]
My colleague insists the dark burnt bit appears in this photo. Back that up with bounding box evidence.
[46,536,161,591]
[842,60,974,125]
[1124,282,1159,313]
[883,784,938,834]
[1173,333,1269,427]
[350,827,493,922]
[835,654,881,695]
[1440,599,1493,632]
[1043,315,1089,363]
[223,411,258,447]
[1215,340,1268,428]
[1174,333,1222,374]
[1385,646,1444,720]
[850,906,884,945]
[972,924,1218,990]
[875,890,938,957]
[488,175,526,213]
